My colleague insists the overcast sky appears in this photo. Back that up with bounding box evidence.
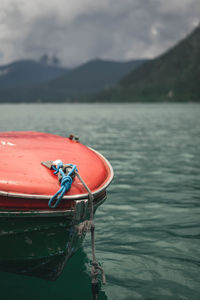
[0,0,199,67]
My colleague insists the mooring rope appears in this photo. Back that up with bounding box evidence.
[75,171,106,297]
[47,161,106,299]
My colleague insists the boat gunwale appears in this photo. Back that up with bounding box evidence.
[0,195,107,218]
[0,147,114,200]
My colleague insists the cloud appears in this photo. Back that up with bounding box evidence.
[0,0,200,66]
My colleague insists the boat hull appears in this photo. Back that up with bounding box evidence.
[0,196,106,280]
[0,131,113,280]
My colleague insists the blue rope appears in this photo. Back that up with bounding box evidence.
[48,162,77,208]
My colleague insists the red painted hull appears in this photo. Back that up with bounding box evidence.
[0,132,113,210]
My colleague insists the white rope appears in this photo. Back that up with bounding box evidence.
[75,171,106,299]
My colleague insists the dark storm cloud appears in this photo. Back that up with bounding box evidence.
[0,0,199,66]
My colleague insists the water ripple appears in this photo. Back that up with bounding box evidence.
[0,103,200,300]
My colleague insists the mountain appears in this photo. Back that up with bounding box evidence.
[1,26,199,103]
[0,60,69,89]
[38,59,147,97]
[0,59,146,102]
[93,26,200,102]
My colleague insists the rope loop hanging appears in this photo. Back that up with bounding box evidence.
[48,161,77,208]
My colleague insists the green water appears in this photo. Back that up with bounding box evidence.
[0,103,200,300]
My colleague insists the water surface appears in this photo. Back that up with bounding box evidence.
[0,103,200,300]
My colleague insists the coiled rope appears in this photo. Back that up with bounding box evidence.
[47,160,106,299]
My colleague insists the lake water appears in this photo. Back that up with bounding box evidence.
[0,103,200,300]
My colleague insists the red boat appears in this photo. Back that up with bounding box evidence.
[0,131,113,280]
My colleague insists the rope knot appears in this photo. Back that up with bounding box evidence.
[91,261,106,285]
[61,175,73,186]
